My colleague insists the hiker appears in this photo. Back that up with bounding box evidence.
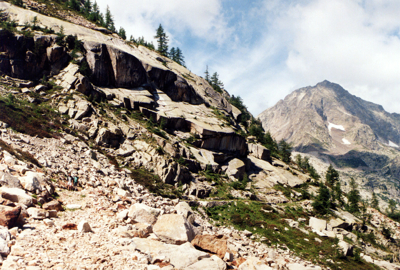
[73,175,79,190]
[67,175,73,191]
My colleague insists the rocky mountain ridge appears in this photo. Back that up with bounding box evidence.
[258,80,400,206]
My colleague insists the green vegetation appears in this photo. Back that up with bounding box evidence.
[155,24,169,57]
[295,154,321,181]
[229,95,251,127]
[205,201,377,269]
[169,47,185,66]
[128,168,182,199]
[0,93,64,138]
[346,178,361,214]
[312,183,331,215]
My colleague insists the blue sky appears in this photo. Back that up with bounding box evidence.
[95,0,400,116]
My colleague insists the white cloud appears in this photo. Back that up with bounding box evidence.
[93,0,400,116]
[95,0,229,44]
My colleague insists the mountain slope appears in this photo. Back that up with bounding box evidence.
[258,80,400,203]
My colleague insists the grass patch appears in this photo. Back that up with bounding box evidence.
[128,168,182,199]
[0,94,64,138]
[206,201,379,270]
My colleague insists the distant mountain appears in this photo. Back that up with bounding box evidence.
[258,80,400,202]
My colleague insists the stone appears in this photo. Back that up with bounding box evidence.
[338,240,354,256]
[43,219,54,226]
[27,208,47,220]
[0,206,21,228]
[78,220,93,233]
[0,173,22,188]
[332,209,361,226]
[153,214,195,245]
[0,187,33,206]
[117,209,129,221]
[185,255,227,270]
[132,223,152,238]
[116,188,131,198]
[34,84,47,93]
[238,257,273,270]
[128,203,161,225]
[42,200,63,212]
[223,252,233,262]
[174,201,192,218]
[74,100,92,120]
[48,210,58,218]
[132,238,209,269]
[328,217,350,229]
[226,158,246,180]
[19,172,41,192]
[309,217,326,232]
[62,223,78,230]
[0,226,11,241]
[191,234,227,258]
[0,238,10,256]
[248,143,271,161]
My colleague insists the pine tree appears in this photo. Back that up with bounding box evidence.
[155,24,169,56]
[69,0,80,11]
[104,6,115,32]
[295,154,302,168]
[326,164,339,186]
[210,72,223,93]
[347,178,361,213]
[312,183,331,215]
[205,65,210,82]
[388,199,396,215]
[175,47,185,66]
[89,1,102,24]
[278,139,292,164]
[118,27,126,40]
[371,191,379,210]
[169,47,176,60]
[333,182,344,206]
[83,0,92,15]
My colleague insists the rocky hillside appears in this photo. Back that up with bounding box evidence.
[0,1,400,269]
[258,80,400,206]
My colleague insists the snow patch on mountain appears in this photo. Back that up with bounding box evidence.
[388,140,399,148]
[342,138,351,145]
[328,122,345,132]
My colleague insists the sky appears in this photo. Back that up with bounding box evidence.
[95,0,400,116]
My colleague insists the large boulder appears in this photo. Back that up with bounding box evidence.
[0,187,33,206]
[191,234,227,258]
[309,217,327,232]
[248,143,271,161]
[42,200,63,212]
[153,214,195,245]
[225,158,246,180]
[132,238,210,269]
[27,208,47,220]
[19,172,41,192]
[0,173,22,188]
[185,255,226,270]
[338,240,354,256]
[0,206,21,228]
[128,203,161,225]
